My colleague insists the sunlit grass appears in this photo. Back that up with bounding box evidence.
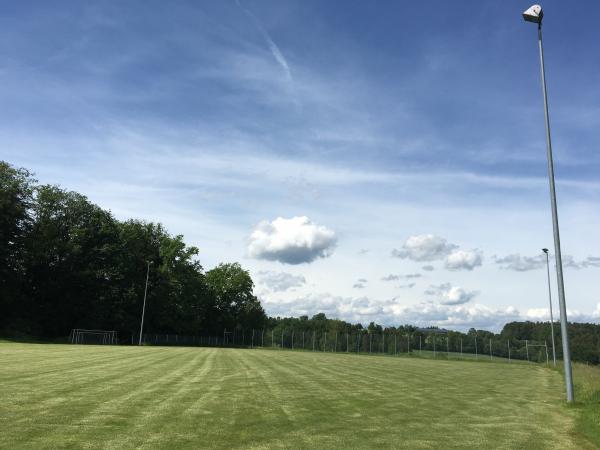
[0,342,595,449]
[571,363,600,447]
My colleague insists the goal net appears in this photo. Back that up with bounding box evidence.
[70,329,118,345]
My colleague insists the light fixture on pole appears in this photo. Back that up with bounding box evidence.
[523,4,574,402]
[138,260,152,346]
[542,248,557,367]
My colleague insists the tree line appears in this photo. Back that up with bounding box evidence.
[0,161,266,338]
[260,316,600,364]
[2,160,599,364]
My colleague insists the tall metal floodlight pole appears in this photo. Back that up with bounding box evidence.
[543,248,557,367]
[138,261,151,345]
[523,4,573,402]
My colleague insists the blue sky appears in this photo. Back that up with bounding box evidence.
[1,1,599,331]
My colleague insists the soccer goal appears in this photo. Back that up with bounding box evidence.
[70,329,118,345]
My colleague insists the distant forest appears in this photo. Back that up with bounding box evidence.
[2,161,600,364]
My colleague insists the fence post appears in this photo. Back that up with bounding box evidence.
[381,333,385,354]
[407,334,410,354]
[545,341,549,366]
[292,331,294,350]
[369,334,372,354]
[507,340,511,363]
[262,330,264,347]
[346,333,349,352]
[324,332,327,352]
[281,330,284,349]
[489,338,492,360]
[335,333,338,352]
[447,336,450,359]
[313,331,316,351]
[302,331,305,350]
[460,338,463,357]
[433,335,436,358]
[526,340,529,361]
[475,337,478,360]
[394,334,397,355]
[419,335,422,355]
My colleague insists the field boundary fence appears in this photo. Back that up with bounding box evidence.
[99,329,555,365]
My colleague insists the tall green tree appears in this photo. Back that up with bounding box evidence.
[0,162,35,330]
[205,263,266,333]
[23,185,120,336]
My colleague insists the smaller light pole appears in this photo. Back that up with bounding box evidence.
[138,261,151,346]
[543,248,557,367]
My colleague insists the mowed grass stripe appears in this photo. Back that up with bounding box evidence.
[0,343,595,449]
[3,346,213,447]
[242,351,573,449]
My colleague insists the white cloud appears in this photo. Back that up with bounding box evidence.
[259,291,519,331]
[248,216,337,264]
[425,283,479,305]
[353,279,368,289]
[258,290,600,332]
[258,271,306,292]
[392,234,458,262]
[394,302,522,330]
[495,254,600,271]
[445,249,483,271]
[563,255,600,269]
[494,254,546,271]
[592,303,600,319]
[381,273,422,281]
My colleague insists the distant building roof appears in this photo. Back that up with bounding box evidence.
[415,328,449,334]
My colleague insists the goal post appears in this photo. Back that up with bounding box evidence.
[70,329,118,345]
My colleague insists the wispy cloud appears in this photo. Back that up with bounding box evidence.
[236,0,293,83]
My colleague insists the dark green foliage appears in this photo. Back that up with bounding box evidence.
[502,321,600,364]
[205,263,265,333]
[0,161,266,338]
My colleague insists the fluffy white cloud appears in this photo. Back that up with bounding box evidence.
[392,234,457,262]
[526,307,599,323]
[445,249,483,271]
[259,291,519,331]
[248,216,337,264]
[258,291,600,332]
[394,302,522,330]
[258,271,306,292]
[425,283,479,305]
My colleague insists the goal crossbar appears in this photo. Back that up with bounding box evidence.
[70,329,118,345]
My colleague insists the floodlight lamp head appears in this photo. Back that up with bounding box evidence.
[542,248,549,254]
[523,4,543,24]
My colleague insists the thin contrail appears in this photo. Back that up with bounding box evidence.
[236,0,293,83]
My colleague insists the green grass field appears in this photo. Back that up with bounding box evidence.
[0,342,597,449]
